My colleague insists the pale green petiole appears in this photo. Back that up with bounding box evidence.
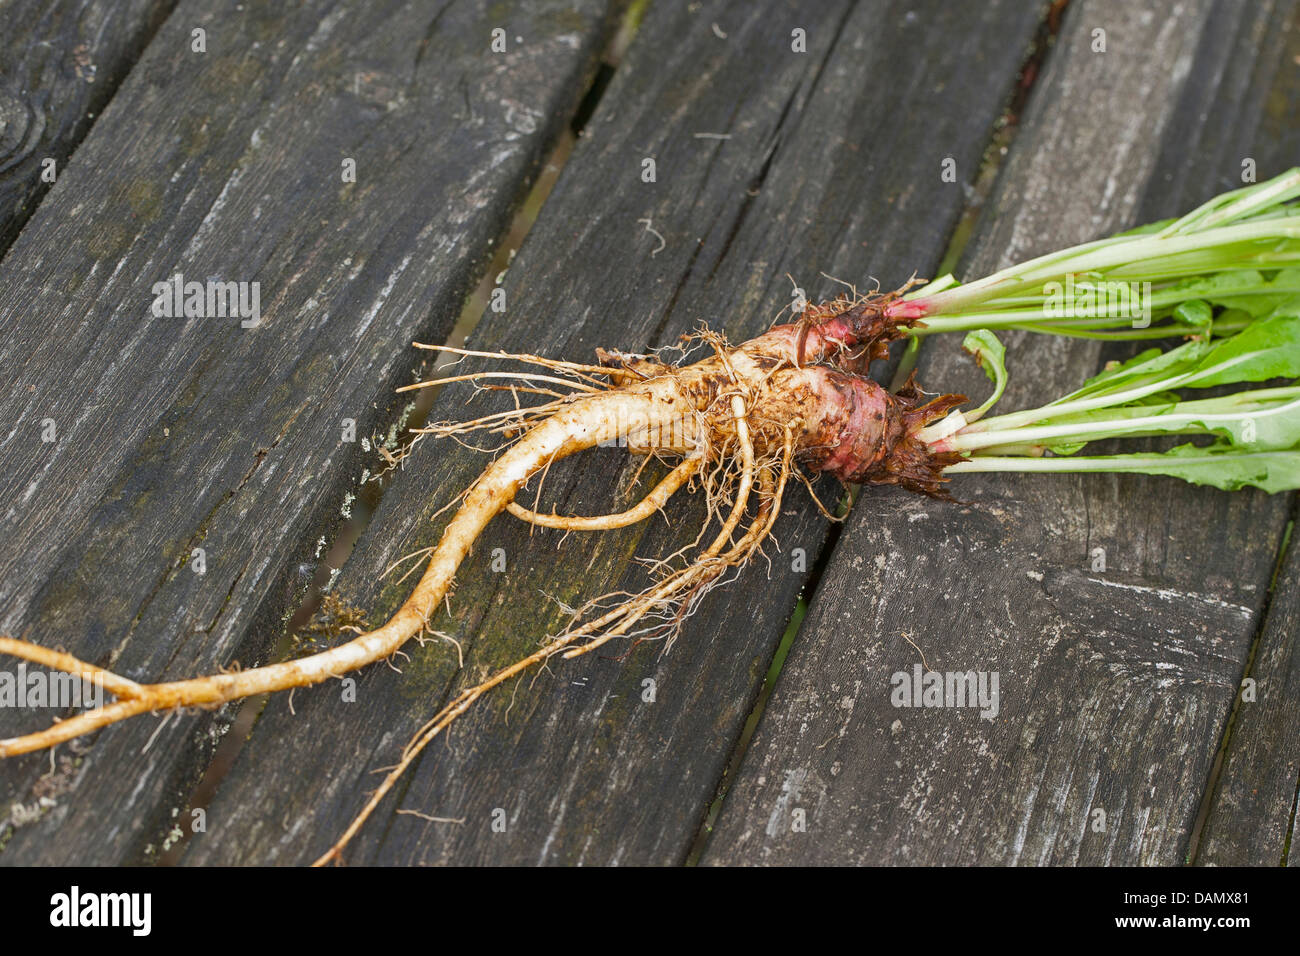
[944,393,1300,454]
[889,170,1300,493]
[943,448,1300,495]
[895,168,1300,339]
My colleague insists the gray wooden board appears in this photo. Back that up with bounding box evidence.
[0,0,620,864]
[183,0,1048,865]
[1196,511,1300,866]
[1160,0,1300,869]
[0,0,176,252]
[703,0,1300,866]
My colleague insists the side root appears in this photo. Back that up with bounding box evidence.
[315,408,795,866]
[506,455,701,531]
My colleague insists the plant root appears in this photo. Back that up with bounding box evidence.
[0,287,963,863]
[0,379,692,759]
[507,454,702,531]
[314,414,794,866]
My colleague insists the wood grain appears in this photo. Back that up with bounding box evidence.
[703,0,1300,866]
[0,0,619,864]
[184,0,1047,866]
[0,0,176,250]
[1196,511,1300,866]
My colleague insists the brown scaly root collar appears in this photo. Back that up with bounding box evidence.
[850,373,966,497]
[591,329,967,500]
[796,282,926,372]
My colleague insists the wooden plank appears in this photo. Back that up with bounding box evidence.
[184,0,1048,866]
[1196,521,1300,866]
[0,0,175,250]
[703,0,1300,866]
[0,0,620,863]
[1161,0,1300,869]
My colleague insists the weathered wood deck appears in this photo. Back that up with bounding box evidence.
[0,0,1296,866]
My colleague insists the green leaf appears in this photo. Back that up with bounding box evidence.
[1200,399,1300,448]
[915,169,1300,326]
[1186,313,1300,386]
[1079,442,1300,493]
[1008,390,1300,453]
[1053,339,1208,405]
[956,443,1300,492]
[1039,439,1088,456]
[1171,297,1213,333]
[1213,307,1258,334]
[1059,310,1300,400]
[1209,268,1300,317]
[1161,270,1268,308]
[961,330,1007,422]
